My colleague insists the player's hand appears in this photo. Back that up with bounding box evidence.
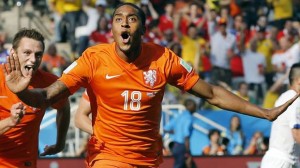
[266,93,299,121]
[9,102,26,126]
[2,52,32,94]
[40,143,65,156]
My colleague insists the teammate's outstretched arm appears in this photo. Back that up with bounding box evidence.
[0,102,25,135]
[40,101,71,156]
[189,79,298,121]
[2,54,70,108]
[74,95,92,134]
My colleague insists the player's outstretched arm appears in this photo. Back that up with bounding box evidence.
[74,96,92,134]
[0,102,25,135]
[40,101,70,156]
[3,53,71,109]
[189,79,298,121]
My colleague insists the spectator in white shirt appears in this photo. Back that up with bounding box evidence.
[242,39,266,105]
[210,18,238,86]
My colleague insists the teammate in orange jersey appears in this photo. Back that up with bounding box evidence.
[2,3,299,168]
[0,28,70,168]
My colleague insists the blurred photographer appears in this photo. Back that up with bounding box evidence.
[243,131,268,155]
[202,129,227,156]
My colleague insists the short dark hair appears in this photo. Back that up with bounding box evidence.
[208,129,220,139]
[289,63,300,84]
[112,3,146,27]
[12,28,45,51]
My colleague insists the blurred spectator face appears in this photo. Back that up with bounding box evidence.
[210,9,218,20]
[0,41,4,51]
[256,31,265,41]
[189,4,198,16]
[285,21,298,37]
[218,18,227,34]
[47,43,57,56]
[210,131,220,143]
[164,29,174,42]
[234,15,243,30]
[254,131,263,139]
[220,7,229,19]
[279,36,291,50]
[0,32,6,44]
[164,3,174,15]
[238,83,248,97]
[219,24,227,34]
[257,15,267,28]
[230,116,241,131]
[250,40,258,52]
[269,26,278,40]
[184,99,197,113]
[187,25,198,39]
[140,0,149,16]
[285,20,293,31]
[99,17,109,31]
[292,21,300,31]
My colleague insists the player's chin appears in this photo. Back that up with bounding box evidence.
[119,44,132,53]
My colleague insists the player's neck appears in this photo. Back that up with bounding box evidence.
[116,44,142,63]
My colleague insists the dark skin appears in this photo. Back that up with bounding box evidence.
[112,5,146,62]
[1,4,299,129]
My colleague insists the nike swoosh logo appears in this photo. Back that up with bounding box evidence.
[105,74,121,79]
[0,96,8,98]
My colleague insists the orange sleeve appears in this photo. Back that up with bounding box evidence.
[165,48,199,91]
[59,50,95,94]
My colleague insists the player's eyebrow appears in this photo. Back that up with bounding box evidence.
[114,12,138,18]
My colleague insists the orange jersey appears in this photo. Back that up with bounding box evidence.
[59,42,199,166]
[0,69,67,168]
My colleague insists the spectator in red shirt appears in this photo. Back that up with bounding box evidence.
[89,16,113,45]
[158,1,175,33]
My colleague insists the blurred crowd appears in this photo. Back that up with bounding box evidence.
[0,0,299,157]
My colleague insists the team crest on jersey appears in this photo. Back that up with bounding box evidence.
[143,69,157,87]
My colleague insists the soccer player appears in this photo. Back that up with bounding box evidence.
[2,3,298,168]
[0,28,70,168]
[261,63,300,168]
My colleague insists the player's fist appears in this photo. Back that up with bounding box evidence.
[9,102,26,126]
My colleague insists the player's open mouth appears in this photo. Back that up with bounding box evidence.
[121,32,130,44]
[25,65,34,71]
